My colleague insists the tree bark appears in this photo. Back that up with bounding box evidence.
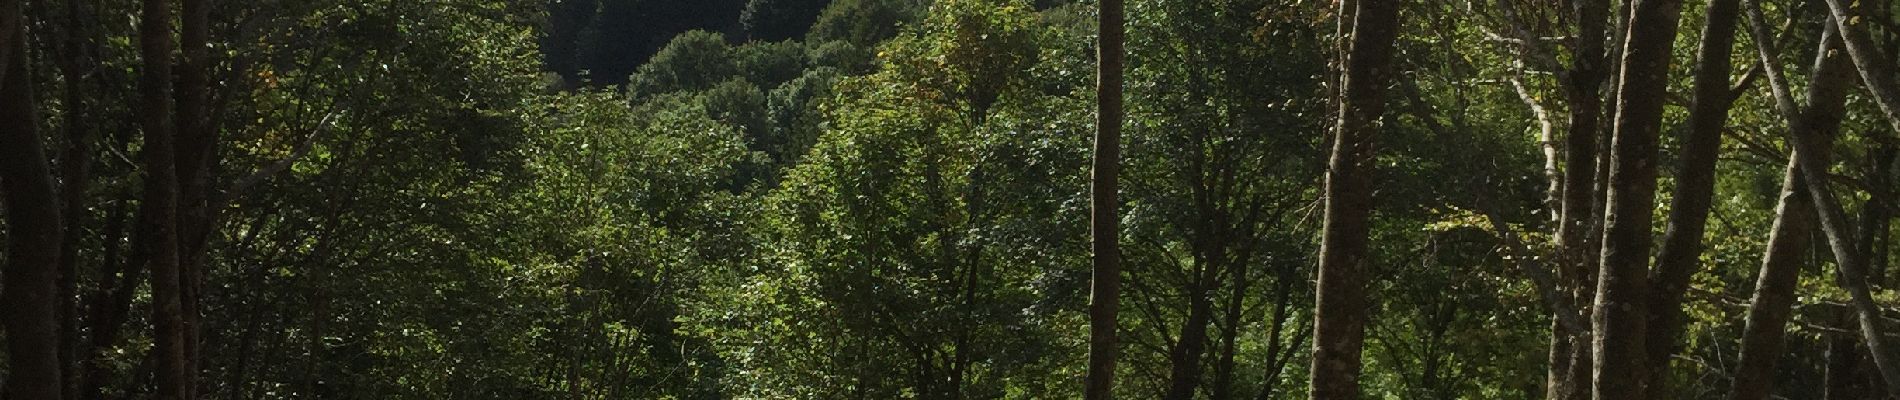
[80,201,135,400]
[1591,0,1685,397]
[1641,0,1741,392]
[1548,0,1609,395]
[174,0,218,396]
[1084,0,1124,397]
[137,0,192,396]
[1744,0,1900,394]
[1814,0,1900,132]
[1308,0,1401,399]
[1823,306,1879,400]
[1,19,69,400]
[1724,32,1849,391]
[54,0,100,396]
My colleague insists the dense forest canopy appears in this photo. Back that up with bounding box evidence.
[0,0,1898,399]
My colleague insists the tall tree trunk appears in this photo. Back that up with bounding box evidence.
[174,0,215,396]
[1745,0,1900,394]
[137,0,191,396]
[55,0,100,397]
[1548,0,1609,396]
[1,18,69,400]
[1308,0,1401,398]
[1641,0,1742,392]
[1084,0,1124,397]
[1591,0,1685,397]
[1722,32,1847,391]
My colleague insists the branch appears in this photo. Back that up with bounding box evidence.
[226,111,336,199]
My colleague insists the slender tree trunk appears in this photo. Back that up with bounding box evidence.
[1548,0,1608,396]
[1642,0,1742,392]
[1732,25,1846,400]
[1085,0,1124,397]
[1211,253,1253,400]
[1254,266,1298,400]
[137,0,191,396]
[55,0,100,397]
[1813,0,1900,132]
[1724,152,1830,400]
[80,199,136,400]
[1309,0,1401,398]
[1857,144,1892,288]
[1591,0,1685,397]
[1745,0,1900,394]
[1163,259,1217,400]
[175,0,216,396]
[0,0,16,84]
[1,18,69,400]
[1823,306,1879,400]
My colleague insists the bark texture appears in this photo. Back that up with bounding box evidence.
[1308,0,1401,398]
[1744,0,1900,394]
[1548,0,1611,396]
[1591,0,1685,397]
[1,19,68,400]
[1732,22,1846,400]
[137,0,192,396]
[1084,0,1125,397]
[1641,0,1741,392]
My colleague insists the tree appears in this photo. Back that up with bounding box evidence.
[131,0,190,397]
[1589,0,1684,396]
[1727,16,1854,400]
[1640,0,1742,393]
[1308,0,1402,398]
[1084,0,1124,397]
[0,9,66,399]
[1745,0,1900,393]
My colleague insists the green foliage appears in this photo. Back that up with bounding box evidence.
[629,31,739,98]
[17,0,1900,398]
[808,0,928,46]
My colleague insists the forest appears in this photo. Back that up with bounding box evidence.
[0,0,1898,398]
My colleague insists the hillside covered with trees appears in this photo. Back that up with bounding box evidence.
[1,0,1898,399]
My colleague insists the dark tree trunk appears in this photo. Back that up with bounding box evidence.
[54,0,100,397]
[1,19,69,400]
[0,0,16,84]
[1641,0,1742,392]
[1308,0,1401,398]
[1163,260,1217,400]
[1210,253,1253,400]
[136,0,191,396]
[1255,268,1299,400]
[174,0,216,396]
[1084,0,1124,397]
[80,201,134,400]
[1591,0,1685,397]
[1857,144,1892,288]
[1745,0,1900,394]
[1823,306,1879,400]
[1548,0,1609,398]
